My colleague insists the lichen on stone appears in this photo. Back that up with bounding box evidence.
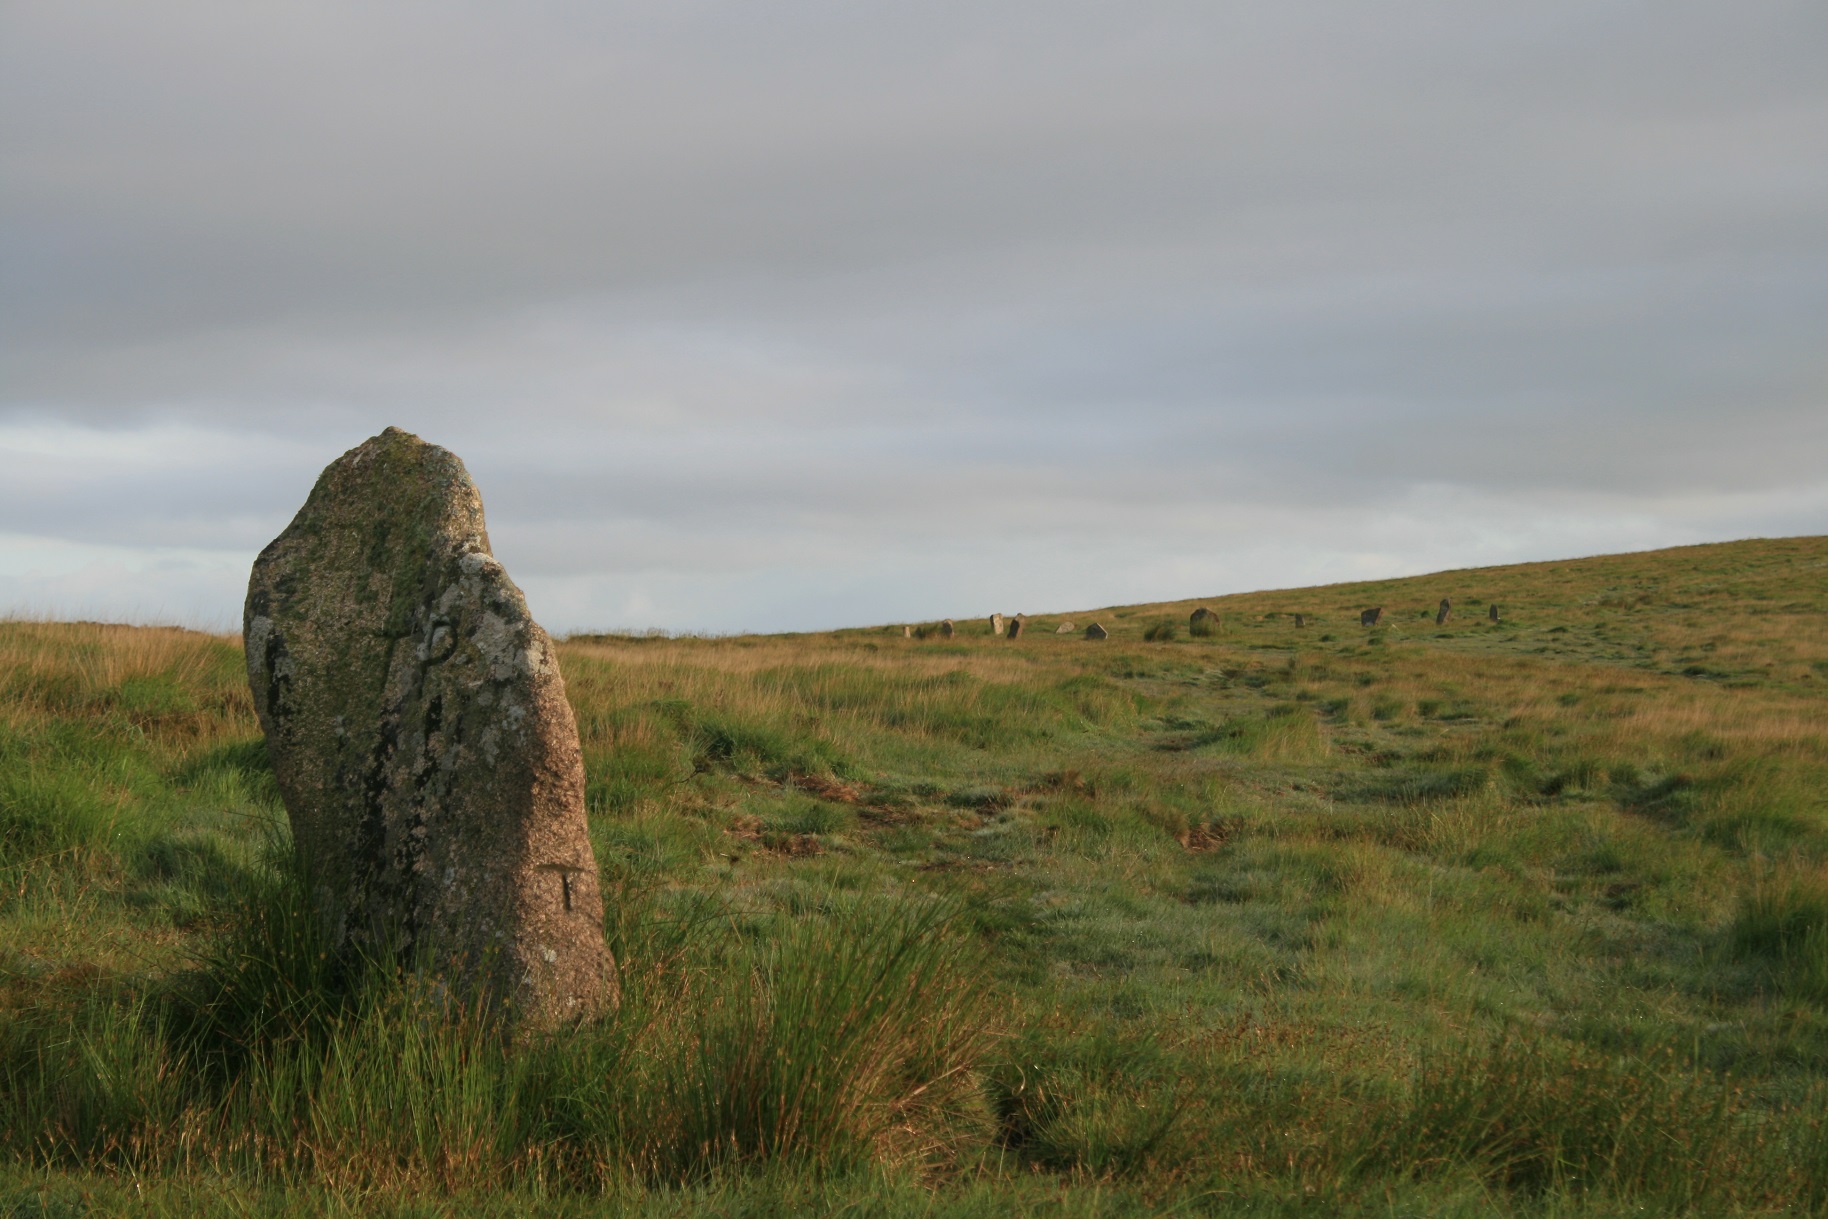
[244,427,617,1027]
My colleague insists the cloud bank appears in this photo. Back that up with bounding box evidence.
[3,1,1824,631]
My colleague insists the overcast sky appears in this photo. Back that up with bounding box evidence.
[3,2,1824,633]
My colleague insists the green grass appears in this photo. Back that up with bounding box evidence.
[5,535,1828,1213]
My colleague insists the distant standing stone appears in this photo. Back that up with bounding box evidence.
[989,613,1005,636]
[1436,598,1452,626]
[903,625,912,638]
[244,428,617,1027]
[1489,604,1500,623]
[1189,607,1218,636]
[940,619,955,638]
[1361,607,1383,627]
[1084,622,1109,640]
[1007,617,1024,639]
[1055,622,1075,634]
[1294,613,1305,628]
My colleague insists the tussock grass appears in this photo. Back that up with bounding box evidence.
[1353,1037,1811,1205]
[1,846,993,1193]
[1187,703,1328,762]
[1731,866,1828,1002]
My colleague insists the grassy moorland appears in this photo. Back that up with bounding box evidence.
[3,535,1828,1216]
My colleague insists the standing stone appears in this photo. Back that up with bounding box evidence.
[1361,607,1383,627]
[1055,622,1075,634]
[940,619,955,638]
[244,428,616,1027]
[903,625,912,638]
[1189,607,1218,637]
[1084,622,1109,640]
[1007,617,1024,639]
[1436,598,1452,626]
[1293,613,1305,628]
[989,613,1005,636]
[1489,604,1500,623]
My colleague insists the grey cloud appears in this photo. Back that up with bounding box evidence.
[2,1,1824,631]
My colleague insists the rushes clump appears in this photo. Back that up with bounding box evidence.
[0,841,995,1192]
[548,894,995,1181]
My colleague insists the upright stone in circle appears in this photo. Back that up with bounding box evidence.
[1189,607,1217,637]
[989,613,1005,636]
[1084,622,1109,640]
[1489,604,1500,623]
[1361,607,1383,627]
[1055,622,1076,634]
[1006,617,1024,639]
[1293,613,1305,628]
[1436,598,1452,626]
[940,619,955,638]
[244,428,617,1027]
[903,625,912,638]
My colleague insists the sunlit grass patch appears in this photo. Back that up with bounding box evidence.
[1184,704,1327,763]
[0,759,126,872]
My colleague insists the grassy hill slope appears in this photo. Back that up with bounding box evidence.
[4,536,1828,1215]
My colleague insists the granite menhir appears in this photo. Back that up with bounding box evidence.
[244,428,616,1026]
